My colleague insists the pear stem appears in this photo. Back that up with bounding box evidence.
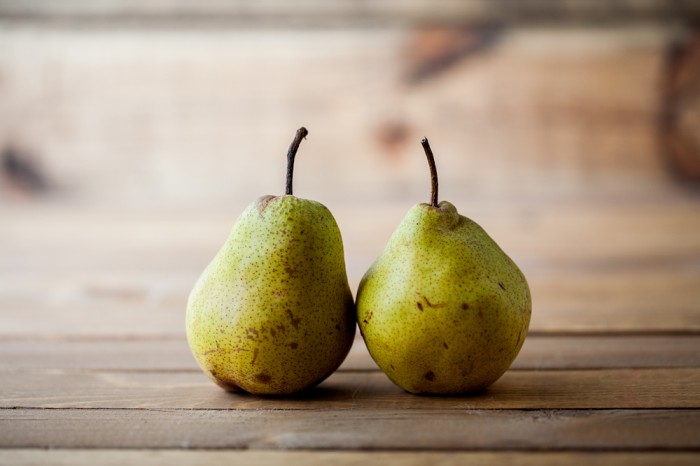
[421,137,439,207]
[285,127,308,196]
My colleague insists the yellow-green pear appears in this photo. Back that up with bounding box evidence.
[357,138,531,394]
[186,127,355,395]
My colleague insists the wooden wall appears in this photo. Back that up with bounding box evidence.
[0,2,699,206]
[1,1,699,359]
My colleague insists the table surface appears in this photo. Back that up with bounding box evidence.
[1,197,699,465]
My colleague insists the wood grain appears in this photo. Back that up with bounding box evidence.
[2,0,699,25]
[1,336,699,371]
[2,200,699,337]
[0,7,698,461]
[0,26,678,204]
[5,197,700,277]
[1,368,698,410]
[1,450,698,466]
[1,408,698,450]
[2,270,697,336]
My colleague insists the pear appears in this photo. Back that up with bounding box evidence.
[186,127,355,395]
[356,138,531,394]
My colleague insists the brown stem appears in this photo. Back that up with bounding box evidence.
[285,127,308,196]
[421,137,439,207]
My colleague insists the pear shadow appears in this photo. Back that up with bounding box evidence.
[262,385,350,402]
[398,374,564,406]
[406,386,490,398]
[476,375,575,408]
[220,383,353,404]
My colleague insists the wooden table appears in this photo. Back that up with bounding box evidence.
[1,198,699,465]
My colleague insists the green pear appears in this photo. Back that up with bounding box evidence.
[357,138,531,394]
[186,127,355,395]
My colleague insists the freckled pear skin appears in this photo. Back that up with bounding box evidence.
[356,139,531,394]
[186,128,355,395]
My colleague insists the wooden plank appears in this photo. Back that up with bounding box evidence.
[1,200,699,337]
[1,0,698,25]
[5,200,700,277]
[529,268,700,333]
[1,450,698,466]
[4,201,699,269]
[1,368,698,410]
[0,26,676,204]
[2,205,700,336]
[1,408,697,450]
[1,336,699,372]
[514,335,700,369]
[1,267,698,336]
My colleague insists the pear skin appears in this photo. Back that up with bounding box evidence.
[356,139,531,394]
[186,128,355,395]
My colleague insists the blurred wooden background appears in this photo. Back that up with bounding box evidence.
[1,0,700,331]
[1,0,700,206]
[1,1,700,462]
